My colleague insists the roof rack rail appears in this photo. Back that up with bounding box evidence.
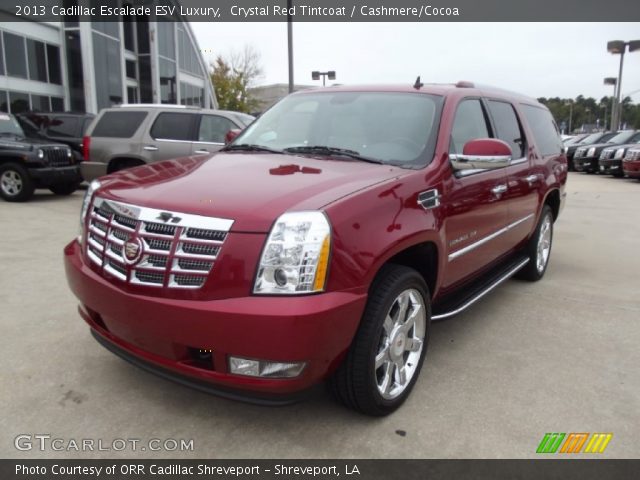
[116,103,199,109]
[455,81,475,88]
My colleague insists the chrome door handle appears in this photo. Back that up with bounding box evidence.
[194,149,209,154]
[525,174,538,184]
[491,184,507,196]
[143,145,158,151]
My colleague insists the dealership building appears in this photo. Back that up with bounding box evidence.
[0,7,216,114]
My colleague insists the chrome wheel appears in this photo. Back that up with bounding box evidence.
[375,288,426,400]
[1,170,23,196]
[536,213,552,273]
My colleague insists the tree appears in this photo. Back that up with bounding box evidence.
[210,46,264,113]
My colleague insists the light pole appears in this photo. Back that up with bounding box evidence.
[311,70,336,87]
[287,0,294,93]
[607,40,640,130]
[564,100,573,134]
[604,77,617,131]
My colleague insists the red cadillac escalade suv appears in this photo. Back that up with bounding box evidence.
[64,81,567,416]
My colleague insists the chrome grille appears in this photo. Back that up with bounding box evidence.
[43,147,72,167]
[84,196,233,289]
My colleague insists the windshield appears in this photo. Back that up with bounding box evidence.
[608,131,638,144]
[232,91,443,167]
[0,113,26,136]
[230,112,255,127]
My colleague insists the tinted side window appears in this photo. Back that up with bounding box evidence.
[450,99,490,154]
[92,111,147,138]
[487,100,525,158]
[198,115,235,143]
[150,112,195,141]
[47,117,79,137]
[521,105,562,156]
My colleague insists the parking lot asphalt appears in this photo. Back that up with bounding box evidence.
[1,172,639,459]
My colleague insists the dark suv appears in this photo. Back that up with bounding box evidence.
[16,112,95,162]
[0,113,80,202]
[565,131,617,171]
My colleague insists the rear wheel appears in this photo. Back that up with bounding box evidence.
[49,182,80,195]
[516,205,553,281]
[329,265,430,416]
[0,163,35,202]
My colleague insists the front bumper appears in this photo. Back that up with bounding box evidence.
[28,165,82,186]
[64,240,366,401]
[80,161,108,182]
[598,159,623,175]
[573,156,598,172]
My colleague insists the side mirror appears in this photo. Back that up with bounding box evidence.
[225,129,241,144]
[450,138,512,171]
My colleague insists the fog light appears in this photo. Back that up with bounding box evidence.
[229,356,306,378]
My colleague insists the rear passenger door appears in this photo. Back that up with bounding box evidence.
[143,112,197,162]
[442,98,510,289]
[485,100,538,247]
[191,114,237,155]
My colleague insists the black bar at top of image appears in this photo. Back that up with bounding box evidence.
[1,0,640,22]
[1,459,640,480]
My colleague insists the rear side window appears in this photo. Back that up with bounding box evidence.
[487,100,525,158]
[150,112,195,141]
[47,116,79,138]
[450,99,490,154]
[91,111,147,138]
[521,105,562,156]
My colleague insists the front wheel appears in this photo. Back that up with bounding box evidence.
[517,205,554,281]
[0,163,35,202]
[329,265,430,416]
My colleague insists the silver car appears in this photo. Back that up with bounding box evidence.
[81,105,254,181]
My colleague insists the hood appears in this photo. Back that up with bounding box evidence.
[97,152,407,232]
[0,135,69,150]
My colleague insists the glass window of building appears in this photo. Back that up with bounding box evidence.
[65,31,85,112]
[0,91,8,112]
[0,34,4,76]
[159,58,177,104]
[47,44,62,84]
[91,0,120,38]
[27,39,48,82]
[51,97,64,112]
[31,95,50,112]
[9,91,30,113]
[93,33,123,109]
[158,22,175,59]
[125,60,137,79]
[136,18,150,54]
[4,32,27,78]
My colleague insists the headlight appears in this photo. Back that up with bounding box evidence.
[78,179,101,243]
[614,148,625,160]
[67,149,73,158]
[37,149,44,159]
[587,147,596,157]
[254,211,331,295]
[599,150,608,160]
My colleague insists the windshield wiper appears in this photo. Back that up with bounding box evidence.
[222,143,282,154]
[283,145,385,164]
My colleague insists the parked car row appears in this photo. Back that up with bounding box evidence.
[572,130,640,178]
[0,105,254,202]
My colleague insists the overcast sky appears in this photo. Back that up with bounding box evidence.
[191,22,640,101]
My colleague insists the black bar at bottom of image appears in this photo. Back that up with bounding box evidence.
[2,459,640,480]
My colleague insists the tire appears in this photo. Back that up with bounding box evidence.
[516,205,554,281]
[328,264,431,416]
[0,162,35,202]
[49,182,80,196]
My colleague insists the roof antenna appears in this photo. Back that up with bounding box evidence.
[413,76,424,90]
